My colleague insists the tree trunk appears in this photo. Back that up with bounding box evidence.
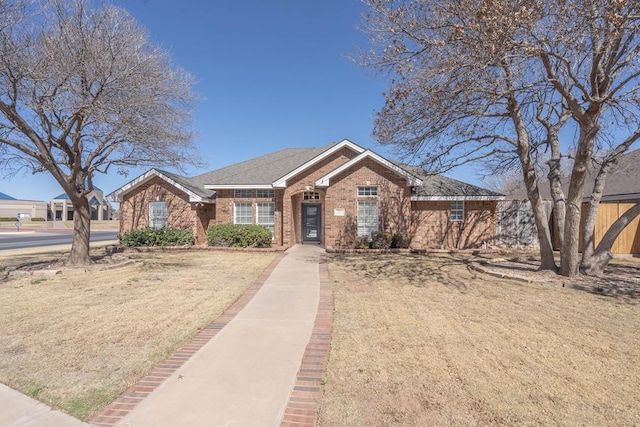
[559,122,598,277]
[546,135,566,252]
[582,202,640,276]
[67,196,92,266]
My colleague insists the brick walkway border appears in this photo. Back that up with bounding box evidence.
[279,253,333,427]
[90,253,285,427]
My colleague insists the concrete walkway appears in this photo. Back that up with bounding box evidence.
[1,244,328,427]
[113,244,324,426]
[0,383,91,427]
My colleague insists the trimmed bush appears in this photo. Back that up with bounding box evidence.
[120,227,194,247]
[391,231,412,249]
[371,231,393,249]
[206,224,272,248]
[31,217,46,222]
[354,235,371,249]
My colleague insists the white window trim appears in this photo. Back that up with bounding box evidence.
[149,201,168,229]
[256,202,275,239]
[357,186,378,197]
[451,200,464,222]
[234,202,252,224]
[357,200,379,237]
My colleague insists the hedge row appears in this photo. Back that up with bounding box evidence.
[119,227,194,247]
[206,224,272,248]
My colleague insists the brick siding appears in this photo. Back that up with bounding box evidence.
[119,177,214,246]
[120,152,497,250]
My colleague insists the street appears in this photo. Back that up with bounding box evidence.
[0,229,118,251]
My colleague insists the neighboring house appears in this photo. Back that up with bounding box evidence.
[0,192,49,220]
[107,139,504,249]
[51,188,113,221]
[499,148,640,255]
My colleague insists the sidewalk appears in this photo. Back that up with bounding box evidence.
[0,383,91,427]
[94,243,329,426]
[1,244,330,427]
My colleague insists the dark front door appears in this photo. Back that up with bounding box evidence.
[302,203,321,242]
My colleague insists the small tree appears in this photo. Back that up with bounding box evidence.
[0,0,200,265]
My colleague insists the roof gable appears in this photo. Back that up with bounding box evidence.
[200,144,337,189]
[271,139,365,188]
[106,169,215,203]
[315,150,423,187]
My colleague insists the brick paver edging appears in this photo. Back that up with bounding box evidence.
[279,253,333,427]
[90,253,286,427]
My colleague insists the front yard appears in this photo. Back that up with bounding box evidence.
[0,249,277,420]
[1,248,638,425]
[320,253,640,426]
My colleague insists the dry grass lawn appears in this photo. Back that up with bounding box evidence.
[0,249,277,420]
[321,253,640,426]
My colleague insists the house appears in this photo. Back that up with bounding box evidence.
[107,139,504,249]
[0,192,49,220]
[51,187,113,221]
[498,148,640,255]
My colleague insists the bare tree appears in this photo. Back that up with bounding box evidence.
[0,0,200,265]
[360,0,640,276]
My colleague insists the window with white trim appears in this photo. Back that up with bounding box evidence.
[256,202,275,237]
[234,202,252,224]
[234,189,253,198]
[149,202,168,229]
[451,200,464,221]
[303,191,320,200]
[256,189,274,198]
[357,186,378,197]
[357,200,379,237]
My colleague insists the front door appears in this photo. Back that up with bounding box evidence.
[302,203,321,243]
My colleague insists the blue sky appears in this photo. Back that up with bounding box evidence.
[3,0,476,202]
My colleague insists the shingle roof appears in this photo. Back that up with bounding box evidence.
[155,169,216,200]
[395,165,504,199]
[189,144,337,187]
[0,192,16,200]
[503,148,640,201]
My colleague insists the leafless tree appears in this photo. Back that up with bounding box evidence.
[0,0,201,265]
[360,0,640,276]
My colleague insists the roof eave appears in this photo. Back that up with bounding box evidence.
[315,150,423,188]
[106,169,207,203]
[203,184,273,190]
[411,195,505,201]
[272,139,365,188]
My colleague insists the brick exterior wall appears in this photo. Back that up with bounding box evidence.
[411,200,497,249]
[119,150,497,250]
[119,177,215,246]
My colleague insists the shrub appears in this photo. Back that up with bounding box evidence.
[31,217,46,222]
[206,224,272,248]
[120,227,194,247]
[371,231,393,249]
[391,231,412,249]
[354,235,371,249]
[0,217,17,222]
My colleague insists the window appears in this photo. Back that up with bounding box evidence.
[256,202,275,237]
[234,189,253,198]
[256,189,274,198]
[234,202,252,224]
[357,186,378,197]
[303,191,320,200]
[451,200,464,221]
[149,201,168,229]
[357,200,378,237]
